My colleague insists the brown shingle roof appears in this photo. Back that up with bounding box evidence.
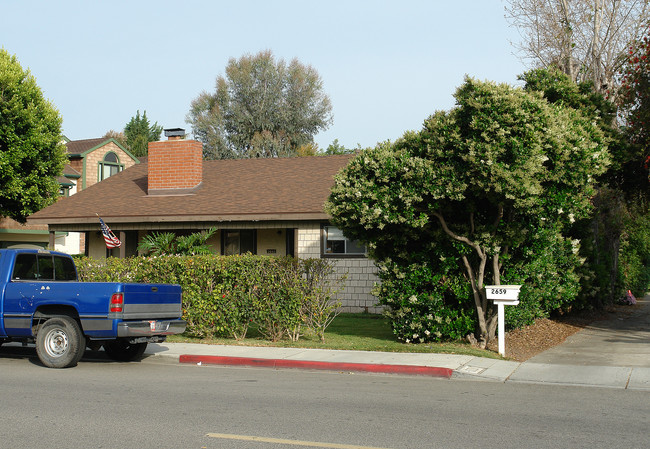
[28,155,353,226]
[62,164,81,177]
[66,138,108,156]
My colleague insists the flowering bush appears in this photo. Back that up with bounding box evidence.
[374,257,475,343]
[327,76,609,346]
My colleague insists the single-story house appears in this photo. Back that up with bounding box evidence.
[1,136,139,252]
[28,133,380,312]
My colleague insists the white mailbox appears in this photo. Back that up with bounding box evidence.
[486,285,522,356]
[486,285,521,305]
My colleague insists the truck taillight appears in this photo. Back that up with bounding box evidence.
[110,293,124,313]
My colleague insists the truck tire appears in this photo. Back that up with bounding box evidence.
[103,340,148,362]
[35,316,86,368]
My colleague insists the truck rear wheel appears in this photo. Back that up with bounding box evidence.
[36,316,86,368]
[103,340,148,362]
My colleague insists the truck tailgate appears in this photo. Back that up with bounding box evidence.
[121,284,182,320]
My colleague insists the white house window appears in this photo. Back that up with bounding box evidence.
[98,152,123,181]
[322,225,365,256]
[59,185,71,197]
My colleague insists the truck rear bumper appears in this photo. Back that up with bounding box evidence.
[117,320,187,337]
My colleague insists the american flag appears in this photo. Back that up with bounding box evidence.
[98,217,122,248]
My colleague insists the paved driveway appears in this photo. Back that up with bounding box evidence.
[526,297,650,367]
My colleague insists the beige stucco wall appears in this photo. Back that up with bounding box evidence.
[87,232,109,259]
[257,228,287,256]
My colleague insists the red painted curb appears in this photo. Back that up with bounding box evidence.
[179,354,453,378]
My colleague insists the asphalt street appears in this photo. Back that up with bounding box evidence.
[0,355,648,449]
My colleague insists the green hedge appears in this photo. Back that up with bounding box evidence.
[75,255,345,342]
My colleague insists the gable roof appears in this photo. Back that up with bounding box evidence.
[66,137,108,156]
[28,155,353,227]
[65,137,139,162]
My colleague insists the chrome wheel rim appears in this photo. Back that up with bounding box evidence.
[44,329,68,358]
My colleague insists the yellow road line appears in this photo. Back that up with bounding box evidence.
[206,433,393,449]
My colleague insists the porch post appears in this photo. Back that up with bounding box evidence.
[48,230,56,250]
[120,231,126,258]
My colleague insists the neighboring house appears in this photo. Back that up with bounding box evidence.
[65,136,139,191]
[0,136,139,252]
[28,133,379,312]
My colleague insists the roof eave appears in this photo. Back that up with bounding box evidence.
[28,212,331,227]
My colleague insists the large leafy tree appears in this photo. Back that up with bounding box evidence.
[505,0,649,93]
[327,77,609,346]
[186,50,333,159]
[618,25,650,155]
[124,110,163,157]
[520,67,632,306]
[0,49,67,223]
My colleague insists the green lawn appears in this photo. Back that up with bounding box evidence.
[167,313,500,359]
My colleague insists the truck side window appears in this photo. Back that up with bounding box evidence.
[13,254,38,280]
[54,256,77,281]
[38,255,54,280]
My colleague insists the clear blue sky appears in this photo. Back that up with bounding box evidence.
[1,0,526,151]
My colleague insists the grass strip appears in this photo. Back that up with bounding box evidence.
[167,313,500,359]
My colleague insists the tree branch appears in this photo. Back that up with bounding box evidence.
[433,212,485,259]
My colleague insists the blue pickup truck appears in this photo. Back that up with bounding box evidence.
[0,248,186,368]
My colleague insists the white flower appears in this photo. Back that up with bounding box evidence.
[571,239,581,254]
[409,295,418,304]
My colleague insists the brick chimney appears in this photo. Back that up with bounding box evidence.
[148,128,203,195]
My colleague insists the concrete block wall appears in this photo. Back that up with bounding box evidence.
[297,223,381,313]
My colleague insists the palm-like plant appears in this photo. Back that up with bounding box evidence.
[137,228,217,256]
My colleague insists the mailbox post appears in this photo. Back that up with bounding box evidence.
[485,285,521,356]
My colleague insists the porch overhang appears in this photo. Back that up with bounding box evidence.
[30,212,331,231]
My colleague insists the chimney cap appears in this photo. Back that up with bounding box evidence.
[164,128,185,138]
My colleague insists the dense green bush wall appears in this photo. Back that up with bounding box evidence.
[75,255,344,342]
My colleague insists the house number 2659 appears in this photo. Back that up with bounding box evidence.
[490,288,507,295]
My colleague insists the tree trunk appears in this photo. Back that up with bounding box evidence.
[435,211,504,347]
[591,0,603,90]
[559,0,575,81]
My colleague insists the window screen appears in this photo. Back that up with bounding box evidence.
[323,226,365,256]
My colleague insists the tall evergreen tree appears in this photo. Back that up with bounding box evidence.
[124,110,163,157]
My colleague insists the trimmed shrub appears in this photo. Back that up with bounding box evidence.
[75,254,345,342]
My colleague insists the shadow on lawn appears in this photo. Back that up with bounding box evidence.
[326,313,395,340]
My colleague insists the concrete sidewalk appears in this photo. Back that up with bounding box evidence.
[145,341,650,389]
[145,298,650,390]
